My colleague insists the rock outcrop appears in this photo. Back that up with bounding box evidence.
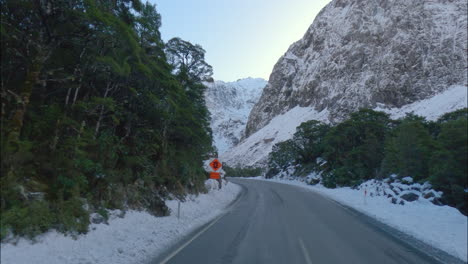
[245,0,467,137]
[204,78,267,154]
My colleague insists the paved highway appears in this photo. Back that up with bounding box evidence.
[154,179,456,264]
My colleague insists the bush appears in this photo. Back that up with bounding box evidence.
[55,198,90,235]
[293,120,330,165]
[1,201,55,239]
[267,139,298,173]
[323,109,391,183]
[381,118,435,181]
[263,108,467,215]
[429,117,467,215]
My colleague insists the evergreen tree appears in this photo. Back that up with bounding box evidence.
[430,117,467,214]
[1,0,214,238]
[322,109,391,186]
[381,118,435,181]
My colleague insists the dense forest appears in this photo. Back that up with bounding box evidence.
[266,108,468,215]
[1,0,215,239]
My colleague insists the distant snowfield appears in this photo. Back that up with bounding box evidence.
[252,177,468,262]
[205,78,267,154]
[375,85,468,120]
[222,85,467,168]
[0,181,241,264]
[221,106,330,167]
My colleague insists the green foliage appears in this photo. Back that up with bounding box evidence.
[55,198,90,234]
[267,139,299,177]
[266,120,330,178]
[1,201,54,239]
[437,108,468,123]
[293,120,331,165]
[322,109,391,186]
[165,37,213,82]
[1,0,214,239]
[382,118,435,181]
[266,108,467,215]
[429,118,467,214]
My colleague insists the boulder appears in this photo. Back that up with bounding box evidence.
[432,197,445,206]
[423,192,435,199]
[401,193,419,202]
[91,213,106,225]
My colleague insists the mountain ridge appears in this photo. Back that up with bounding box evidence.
[245,0,467,138]
[222,0,467,167]
[204,78,267,154]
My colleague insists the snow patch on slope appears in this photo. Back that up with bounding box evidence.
[375,85,467,120]
[205,78,267,154]
[221,106,329,167]
[0,181,241,264]
[223,85,467,168]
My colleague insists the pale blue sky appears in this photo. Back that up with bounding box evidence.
[151,0,331,82]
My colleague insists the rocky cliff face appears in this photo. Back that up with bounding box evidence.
[245,0,467,137]
[204,78,267,154]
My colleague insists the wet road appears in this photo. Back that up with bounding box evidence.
[155,179,446,264]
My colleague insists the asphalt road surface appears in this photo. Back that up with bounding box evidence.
[154,179,458,264]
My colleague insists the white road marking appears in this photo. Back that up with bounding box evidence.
[160,186,244,264]
[159,213,225,264]
[299,238,313,264]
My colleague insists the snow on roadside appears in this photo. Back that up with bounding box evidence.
[0,180,241,264]
[252,177,467,262]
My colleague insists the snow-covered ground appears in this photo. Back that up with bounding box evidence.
[205,78,267,154]
[251,177,467,262]
[0,180,241,264]
[375,85,468,120]
[221,106,329,167]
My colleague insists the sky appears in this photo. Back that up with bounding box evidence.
[151,0,332,82]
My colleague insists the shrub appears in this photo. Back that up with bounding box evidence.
[1,201,55,239]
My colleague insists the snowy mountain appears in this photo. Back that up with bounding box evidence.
[222,0,467,168]
[245,0,467,137]
[221,85,467,168]
[204,78,267,154]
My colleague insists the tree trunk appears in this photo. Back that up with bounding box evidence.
[6,61,42,146]
[72,83,81,105]
[65,87,72,106]
[94,83,112,139]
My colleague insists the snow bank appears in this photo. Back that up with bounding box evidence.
[0,181,241,264]
[253,177,467,262]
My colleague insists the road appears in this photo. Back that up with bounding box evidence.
[154,179,448,264]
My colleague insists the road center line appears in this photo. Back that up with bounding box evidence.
[299,238,313,264]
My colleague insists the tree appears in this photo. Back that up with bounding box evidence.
[381,119,435,181]
[292,120,330,165]
[323,109,391,186]
[430,117,467,214]
[266,139,299,178]
[165,37,213,82]
[1,0,214,239]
